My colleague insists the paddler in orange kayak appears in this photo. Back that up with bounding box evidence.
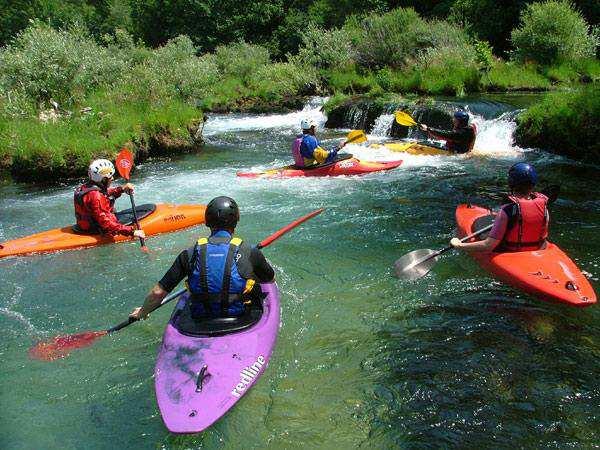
[450,163,549,252]
[291,119,346,167]
[74,159,146,239]
[419,110,477,154]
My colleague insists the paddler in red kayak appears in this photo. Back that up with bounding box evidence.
[74,158,146,239]
[451,163,549,252]
[129,196,275,321]
[291,119,346,167]
[419,110,477,154]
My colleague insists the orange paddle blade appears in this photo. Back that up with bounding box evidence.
[115,148,134,180]
[29,331,108,361]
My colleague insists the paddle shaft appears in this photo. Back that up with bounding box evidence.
[422,223,494,265]
[127,190,147,248]
[107,287,186,333]
[107,208,324,333]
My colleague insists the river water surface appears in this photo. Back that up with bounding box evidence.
[1,98,599,449]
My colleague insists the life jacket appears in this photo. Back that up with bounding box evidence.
[187,235,255,318]
[292,135,305,167]
[501,193,549,251]
[73,183,114,233]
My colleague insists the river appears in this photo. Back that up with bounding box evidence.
[1,97,599,449]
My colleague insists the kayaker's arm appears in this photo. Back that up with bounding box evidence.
[451,236,501,252]
[130,284,168,320]
[130,250,190,320]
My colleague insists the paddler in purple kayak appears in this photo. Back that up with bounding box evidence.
[130,196,275,321]
[291,119,346,167]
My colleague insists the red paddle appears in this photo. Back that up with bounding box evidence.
[28,208,325,361]
[115,148,148,253]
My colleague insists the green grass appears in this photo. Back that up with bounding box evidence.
[1,92,200,182]
[482,61,551,91]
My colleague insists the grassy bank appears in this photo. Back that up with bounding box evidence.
[515,86,600,163]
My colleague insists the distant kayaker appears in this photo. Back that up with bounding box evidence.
[129,196,275,321]
[292,119,346,167]
[451,163,549,252]
[74,159,146,238]
[419,110,477,154]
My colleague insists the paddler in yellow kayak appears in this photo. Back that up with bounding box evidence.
[419,110,477,154]
[451,163,549,252]
[74,159,146,239]
[291,119,346,167]
[129,196,275,321]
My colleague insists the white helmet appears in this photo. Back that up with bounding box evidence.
[88,159,115,183]
[301,118,317,130]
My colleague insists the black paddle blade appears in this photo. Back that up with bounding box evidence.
[394,249,439,280]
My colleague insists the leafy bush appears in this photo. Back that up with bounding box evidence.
[515,86,600,161]
[347,8,471,69]
[0,22,126,113]
[295,24,355,69]
[214,42,270,82]
[119,36,220,104]
[322,67,379,94]
[511,0,597,65]
[415,46,481,95]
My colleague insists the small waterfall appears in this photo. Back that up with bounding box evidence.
[370,114,394,137]
[203,96,328,136]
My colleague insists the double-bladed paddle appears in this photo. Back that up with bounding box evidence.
[29,208,325,361]
[115,148,148,253]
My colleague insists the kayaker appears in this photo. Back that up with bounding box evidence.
[74,159,146,238]
[129,196,275,321]
[419,110,477,154]
[451,163,549,252]
[292,119,346,167]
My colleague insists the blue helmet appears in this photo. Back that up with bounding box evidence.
[454,110,469,125]
[508,163,537,188]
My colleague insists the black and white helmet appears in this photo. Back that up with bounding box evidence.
[88,159,115,183]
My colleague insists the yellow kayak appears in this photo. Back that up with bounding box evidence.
[369,141,451,156]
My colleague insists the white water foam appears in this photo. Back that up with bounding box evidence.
[203,96,328,136]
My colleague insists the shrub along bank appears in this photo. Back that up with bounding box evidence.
[515,86,600,163]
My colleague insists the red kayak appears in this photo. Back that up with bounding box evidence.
[237,154,402,178]
[455,204,596,307]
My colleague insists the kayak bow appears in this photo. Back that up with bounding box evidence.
[0,203,206,258]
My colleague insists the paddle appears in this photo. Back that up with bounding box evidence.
[28,208,325,361]
[394,223,493,280]
[394,111,421,128]
[345,130,367,145]
[115,148,148,253]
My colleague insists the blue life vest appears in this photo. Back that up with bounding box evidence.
[187,231,248,318]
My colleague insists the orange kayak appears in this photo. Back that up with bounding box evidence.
[237,155,402,178]
[0,203,206,259]
[455,204,596,307]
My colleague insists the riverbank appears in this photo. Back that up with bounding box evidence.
[1,6,598,182]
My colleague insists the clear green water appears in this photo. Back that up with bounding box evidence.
[1,101,599,449]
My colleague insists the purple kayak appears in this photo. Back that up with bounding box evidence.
[154,282,280,434]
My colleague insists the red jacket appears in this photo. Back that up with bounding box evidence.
[74,182,134,236]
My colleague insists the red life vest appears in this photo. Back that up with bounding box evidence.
[501,193,549,251]
[73,183,114,233]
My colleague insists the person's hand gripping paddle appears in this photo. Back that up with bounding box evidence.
[28,208,325,361]
[115,148,148,253]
